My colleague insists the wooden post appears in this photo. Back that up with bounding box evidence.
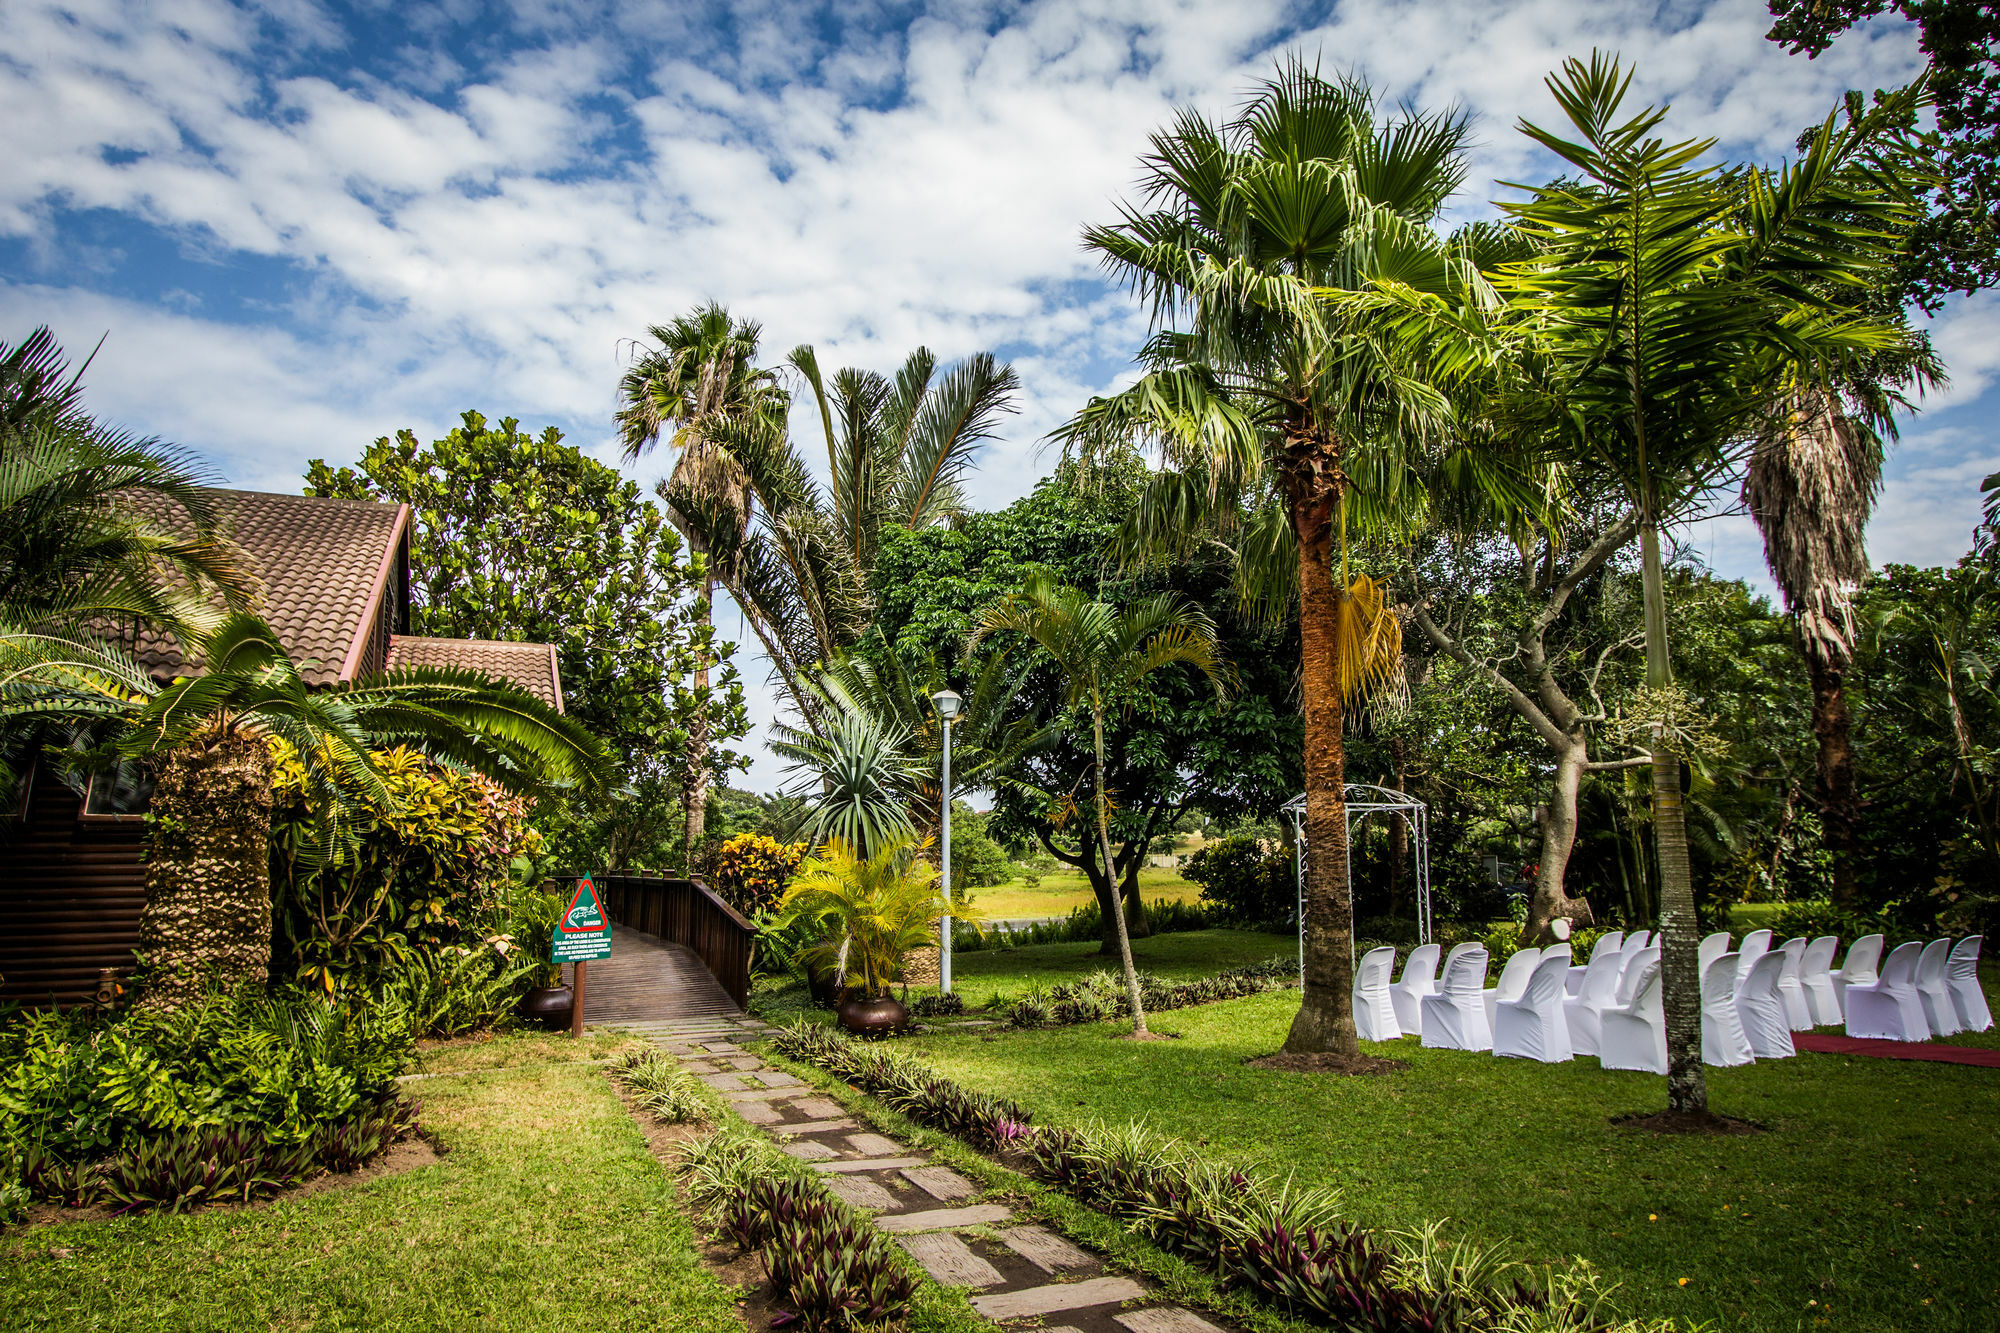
[571,959,588,1039]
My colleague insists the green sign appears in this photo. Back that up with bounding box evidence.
[551,877,613,963]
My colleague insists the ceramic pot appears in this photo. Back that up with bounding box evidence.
[836,993,907,1039]
[519,984,574,1029]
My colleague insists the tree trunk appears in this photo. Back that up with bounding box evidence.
[1121,857,1151,939]
[1804,643,1859,906]
[1520,737,1598,945]
[134,729,278,1011]
[1282,440,1358,1056]
[683,573,713,870]
[1095,709,1149,1035]
[1641,521,1708,1114]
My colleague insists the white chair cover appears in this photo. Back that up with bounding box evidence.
[1484,947,1542,1031]
[1421,946,1492,1051]
[1948,936,1991,1032]
[1701,953,1755,1066]
[1562,940,1626,1057]
[1831,933,1885,1018]
[1599,958,1667,1073]
[1914,938,1960,1037]
[1845,941,1928,1041]
[1736,950,1795,1059]
[1442,940,1482,971]
[1698,931,1732,976]
[1614,945,1661,1006]
[1352,945,1403,1042]
[1800,935,1842,1026]
[1627,929,1652,950]
[1568,930,1624,997]
[1734,929,1774,999]
[1776,937,1813,1030]
[1389,943,1442,1035]
[1494,952,1574,1062]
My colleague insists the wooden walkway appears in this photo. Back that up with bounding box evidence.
[580,926,744,1027]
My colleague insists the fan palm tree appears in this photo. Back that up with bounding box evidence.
[1050,60,1488,1054]
[975,571,1229,1036]
[1362,57,1929,1112]
[0,613,608,1009]
[617,304,790,859]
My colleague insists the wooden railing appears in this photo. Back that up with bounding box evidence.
[579,874,755,1009]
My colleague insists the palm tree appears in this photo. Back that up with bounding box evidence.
[1051,60,1474,1054]
[0,613,608,1009]
[617,304,789,861]
[1448,58,1927,1113]
[975,571,1229,1036]
[775,834,952,999]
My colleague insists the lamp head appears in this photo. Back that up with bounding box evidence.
[930,688,964,723]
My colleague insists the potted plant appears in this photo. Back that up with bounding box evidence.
[506,882,573,1027]
[774,835,954,1037]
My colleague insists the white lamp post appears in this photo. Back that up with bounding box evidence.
[931,688,963,995]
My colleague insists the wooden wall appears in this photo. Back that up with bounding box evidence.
[0,769,148,1007]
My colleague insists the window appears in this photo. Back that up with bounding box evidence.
[83,761,154,818]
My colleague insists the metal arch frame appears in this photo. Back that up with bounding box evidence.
[1281,785,1433,978]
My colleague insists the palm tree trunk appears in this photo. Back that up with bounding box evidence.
[1804,643,1859,906]
[134,729,277,1011]
[1640,521,1708,1114]
[1282,452,1359,1057]
[683,573,712,869]
[1094,708,1149,1036]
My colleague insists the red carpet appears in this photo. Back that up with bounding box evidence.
[1792,1032,2000,1066]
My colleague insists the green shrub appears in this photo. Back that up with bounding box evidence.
[1004,957,1298,1029]
[373,942,537,1038]
[612,1051,711,1124]
[0,1177,28,1225]
[1184,836,1295,928]
[953,897,1219,952]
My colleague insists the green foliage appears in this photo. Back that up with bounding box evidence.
[1183,836,1295,929]
[773,836,951,998]
[946,801,1012,899]
[768,1022,1032,1147]
[611,1050,711,1124]
[271,744,541,991]
[1005,958,1296,1029]
[952,898,1219,953]
[372,942,539,1039]
[305,410,746,870]
[711,832,808,917]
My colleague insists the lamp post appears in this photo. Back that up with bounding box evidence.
[931,688,963,995]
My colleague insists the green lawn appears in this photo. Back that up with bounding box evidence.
[965,865,1200,921]
[939,928,1294,1009]
[0,1032,743,1332]
[899,977,2000,1333]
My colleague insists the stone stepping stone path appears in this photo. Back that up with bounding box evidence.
[630,1028,1239,1333]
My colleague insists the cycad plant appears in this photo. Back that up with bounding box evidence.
[775,835,953,999]
[976,571,1229,1037]
[1052,60,1482,1053]
[0,613,608,1009]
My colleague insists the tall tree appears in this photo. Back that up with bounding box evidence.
[976,570,1229,1038]
[617,305,787,859]
[306,413,743,871]
[1053,61,1474,1054]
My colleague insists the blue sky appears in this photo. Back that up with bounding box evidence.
[4,0,1993,792]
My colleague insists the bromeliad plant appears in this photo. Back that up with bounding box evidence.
[769,834,955,999]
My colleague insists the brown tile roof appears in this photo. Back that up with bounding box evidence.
[131,489,408,687]
[385,636,565,712]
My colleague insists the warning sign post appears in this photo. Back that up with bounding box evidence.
[553,877,612,1038]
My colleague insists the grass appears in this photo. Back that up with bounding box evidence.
[964,864,1199,921]
[936,928,1295,1010]
[0,1031,743,1332]
[898,973,2000,1333]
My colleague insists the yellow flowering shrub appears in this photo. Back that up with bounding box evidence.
[712,832,808,917]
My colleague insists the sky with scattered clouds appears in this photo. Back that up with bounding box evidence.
[4,0,1993,792]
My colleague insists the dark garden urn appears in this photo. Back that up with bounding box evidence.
[836,993,907,1038]
[519,984,574,1029]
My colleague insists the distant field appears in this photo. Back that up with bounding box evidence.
[961,865,1200,921]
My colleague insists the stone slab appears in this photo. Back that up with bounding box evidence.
[874,1204,1014,1234]
[901,1165,975,1201]
[788,1096,845,1119]
[971,1277,1147,1320]
[1115,1310,1225,1333]
[898,1233,1004,1288]
[754,1070,804,1088]
[811,1156,926,1174]
[678,1060,720,1075]
[998,1225,1094,1273]
[700,1043,742,1055]
[725,1056,765,1070]
[781,1140,839,1161]
[724,1088,794,1102]
[733,1100,782,1126]
[775,1119,859,1136]
[700,1073,749,1091]
[846,1132,904,1157]
[823,1174,900,1210]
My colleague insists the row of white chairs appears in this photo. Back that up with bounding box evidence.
[1353,929,1990,1072]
